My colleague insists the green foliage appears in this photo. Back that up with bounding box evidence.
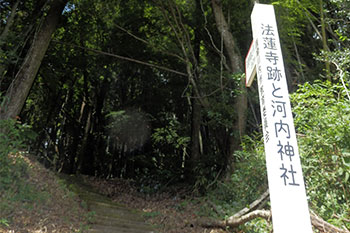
[291,80,350,228]
[231,135,267,200]
[316,48,350,88]
[147,112,189,186]
[200,134,267,220]
[239,218,272,233]
[0,218,9,227]
[271,0,323,81]
[152,113,190,156]
[85,211,96,224]
[325,0,350,46]
[0,119,36,189]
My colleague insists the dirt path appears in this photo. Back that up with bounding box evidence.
[60,175,155,233]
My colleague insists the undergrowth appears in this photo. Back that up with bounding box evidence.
[0,118,37,226]
[0,118,89,231]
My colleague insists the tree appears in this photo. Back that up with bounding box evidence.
[10,0,254,184]
[0,0,67,120]
[211,0,249,176]
[0,0,20,44]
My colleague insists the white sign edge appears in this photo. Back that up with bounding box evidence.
[245,39,257,87]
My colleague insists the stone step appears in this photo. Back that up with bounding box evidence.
[92,214,152,228]
[89,204,145,221]
[88,224,155,233]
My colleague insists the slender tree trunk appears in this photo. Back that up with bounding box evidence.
[187,0,203,182]
[0,0,20,79]
[320,0,331,80]
[77,107,92,174]
[190,96,201,175]
[0,0,67,120]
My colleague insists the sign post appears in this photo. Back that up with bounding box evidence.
[245,3,313,233]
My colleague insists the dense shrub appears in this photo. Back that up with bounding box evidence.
[291,80,350,228]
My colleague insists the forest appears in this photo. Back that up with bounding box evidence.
[1,0,350,232]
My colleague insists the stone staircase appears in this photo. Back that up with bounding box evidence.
[59,174,155,233]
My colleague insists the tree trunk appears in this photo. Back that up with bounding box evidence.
[0,0,20,41]
[211,0,243,72]
[211,0,248,175]
[211,0,247,139]
[0,0,67,120]
[187,0,203,182]
[189,96,201,178]
[320,0,331,80]
[77,106,93,174]
[0,0,20,79]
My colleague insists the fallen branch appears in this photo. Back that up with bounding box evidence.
[198,209,271,228]
[311,211,350,233]
[199,209,350,233]
[231,189,269,218]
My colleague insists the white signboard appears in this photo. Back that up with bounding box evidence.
[247,3,313,233]
[245,39,257,87]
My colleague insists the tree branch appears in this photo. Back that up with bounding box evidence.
[51,40,187,77]
[114,23,185,62]
[310,211,349,233]
[331,60,350,101]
